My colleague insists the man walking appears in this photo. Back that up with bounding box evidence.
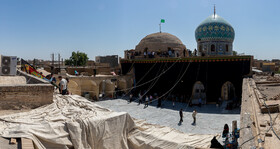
[192,109,197,125]
[179,109,183,123]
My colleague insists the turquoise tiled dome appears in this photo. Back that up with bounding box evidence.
[195,14,235,42]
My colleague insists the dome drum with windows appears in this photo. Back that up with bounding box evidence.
[123,32,187,59]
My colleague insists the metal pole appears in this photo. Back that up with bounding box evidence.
[159,23,161,33]
[58,53,60,73]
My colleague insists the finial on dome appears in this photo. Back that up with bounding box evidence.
[214,4,216,19]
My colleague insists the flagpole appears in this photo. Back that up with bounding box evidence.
[159,23,161,33]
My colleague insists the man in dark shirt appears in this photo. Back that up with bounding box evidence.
[179,109,183,123]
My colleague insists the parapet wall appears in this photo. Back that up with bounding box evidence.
[0,84,53,109]
[66,67,112,76]
[68,74,134,100]
[0,70,54,110]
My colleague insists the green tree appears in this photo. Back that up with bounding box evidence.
[65,51,89,66]
[233,51,237,56]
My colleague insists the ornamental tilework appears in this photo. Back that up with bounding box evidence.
[195,14,235,42]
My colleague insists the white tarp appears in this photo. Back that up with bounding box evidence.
[129,119,218,149]
[0,95,217,149]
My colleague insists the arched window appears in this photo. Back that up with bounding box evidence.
[226,44,229,52]
[191,81,206,100]
[144,48,148,53]
[211,44,215,52]
[221,81,236,100]
[199,45,202,52]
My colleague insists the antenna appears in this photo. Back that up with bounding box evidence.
[214,4,216,19]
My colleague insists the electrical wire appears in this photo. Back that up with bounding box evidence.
[240,84,280,147]
[256,86,280,140]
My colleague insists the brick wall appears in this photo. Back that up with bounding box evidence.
[0,84,53,110]
[0,70,54,110]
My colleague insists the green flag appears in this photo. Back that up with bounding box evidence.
[161,19,165,23]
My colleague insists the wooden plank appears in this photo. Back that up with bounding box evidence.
[21,138,34,149]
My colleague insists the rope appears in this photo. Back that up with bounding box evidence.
[148,62,191,104]
[120,62,158,99]
[115,58,181,92]
[137,63,166,100]
[68,58,181,95]
[160,62,187,106]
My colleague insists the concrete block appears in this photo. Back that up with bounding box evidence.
[9,138,17,144]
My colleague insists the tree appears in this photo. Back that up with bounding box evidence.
[233,51,237,56]
[65,51,89,66]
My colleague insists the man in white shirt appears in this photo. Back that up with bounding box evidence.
[145,95,149,107]
[58,76,67,95]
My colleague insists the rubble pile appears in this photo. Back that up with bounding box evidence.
[269,94,280,100]
[266,76,280,82]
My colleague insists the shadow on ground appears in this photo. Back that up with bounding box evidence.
[98,96,240,115]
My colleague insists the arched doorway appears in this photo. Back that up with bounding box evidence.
[99,80,106,97]
[221,81,236,100]
[226,44,229,52]
[211,44,215,52]
[191,81,206,100]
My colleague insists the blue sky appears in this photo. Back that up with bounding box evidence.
[0,0,279,60]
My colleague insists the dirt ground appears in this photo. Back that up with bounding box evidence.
[0,110,31,116]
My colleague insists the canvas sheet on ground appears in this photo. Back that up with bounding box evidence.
[0,94,219,149]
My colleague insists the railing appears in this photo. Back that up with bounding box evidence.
[120,55,253,62]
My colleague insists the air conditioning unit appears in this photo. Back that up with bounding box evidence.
[0,55,17,76]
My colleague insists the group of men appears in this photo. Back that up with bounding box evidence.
[136,93,160,107]
[49,74,69,95]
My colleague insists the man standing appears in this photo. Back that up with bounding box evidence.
[198,98,202,107]
[179,109,183,123]
[65,78,70,95]
[74,70,78,76]
[218,97,222,107]
[49,73,56,83]
[58,76,67,95]
[138,92,142,105]
[93,69,97,77]
[129,94,133,103]
[145,95,149,107]
[192,110,197,124]
[157,98,161,108]
[149,95,153,104]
